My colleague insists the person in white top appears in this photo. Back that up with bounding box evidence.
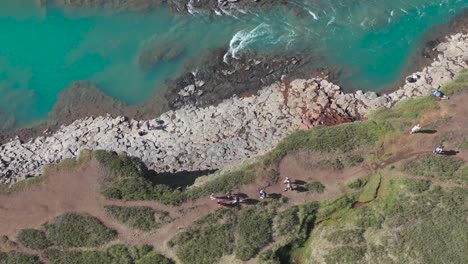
[410,124,421,134]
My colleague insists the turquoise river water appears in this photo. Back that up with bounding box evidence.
[0,0,467,129]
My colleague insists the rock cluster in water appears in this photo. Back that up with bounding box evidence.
[1,33,467,184]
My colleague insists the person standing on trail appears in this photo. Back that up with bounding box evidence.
[210,193,217,200]
[284,177,293,191]
[232,195,240,205]
[260,189,267,199]
[410,124,421,134]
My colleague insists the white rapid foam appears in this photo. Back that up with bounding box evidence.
[223,23,273,63]
[306,8,319,20]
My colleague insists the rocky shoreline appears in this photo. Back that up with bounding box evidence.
[42,0,285,15]
[1,33,467,185]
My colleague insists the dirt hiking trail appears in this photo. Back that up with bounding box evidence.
[0,91,467,261]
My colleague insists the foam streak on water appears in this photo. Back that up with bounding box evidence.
[0,0,467,130]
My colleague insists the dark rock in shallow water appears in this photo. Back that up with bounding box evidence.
[48,0,290,15]
[51,0,165,12]
[48,81,128,122]
[163,49,333,109]
[138,40,185,71]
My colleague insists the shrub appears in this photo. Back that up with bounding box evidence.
[325,229,364,244]
[345,154,365,166]
[44,244,173,264]
[304,182,325,194]
[347,177,368,189]
[17,229,51,250]
[95,150,257,205]
[323,246,366,263]
[235,207,272,260]
[44,213,116,247]
[104,205,172,231]
[316,159,344,170]
[404,155,464,183]
[274,202,319,248]
[258,249,281,264]
[171,224,234,264]
[169,208,235,264]
[0,252,41,264]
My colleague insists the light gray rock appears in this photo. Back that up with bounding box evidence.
[1,32,467,185]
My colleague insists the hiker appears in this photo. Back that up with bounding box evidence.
[260,189,267,199]
[406,73,419,83]
[284,177,293,191]
[232,195,240,205]
[217,200,226,207]
[225,190,233,199]
[433,145,444,154]
[210,193,217,200]
[410,124,421,134]
[432,89,449,100]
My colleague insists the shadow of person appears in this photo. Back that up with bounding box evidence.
[443,150,459,156]
[241,199,259,205]
[294,180,306,185]
[268,193,282,199]
[417,130,437,134]
[294,186,308,192]
[235,192,249,199]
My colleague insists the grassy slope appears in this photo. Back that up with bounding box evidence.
[2,70,467,263]
[295,176,468,264]
[104,205,173,231]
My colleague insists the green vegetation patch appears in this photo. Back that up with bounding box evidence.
[17,229,51,250]
[265,121,391,163]
[0,252,41,264]
[0,176,46,196]
[459,138,468,150]
[291,177,468,264]
[440,69,468,95]
[316,193,357,222]
[170,204,278,264]
[304,182,325,193]
[44,244,173,264]
[235,207,272,261]
[347,177,369,189]
[94,150,257,205]
[404,154,466,184]
[371,95,438,125]
[169,209,235,264]
[325,229,365,244]
[104,205,172,231]
[357,174,381,202]
[323,245,366,263]
[44,212,116,248]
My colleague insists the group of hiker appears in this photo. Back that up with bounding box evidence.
[212,176,296,207]
[212,85,455,207]
[409,88,452,155]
